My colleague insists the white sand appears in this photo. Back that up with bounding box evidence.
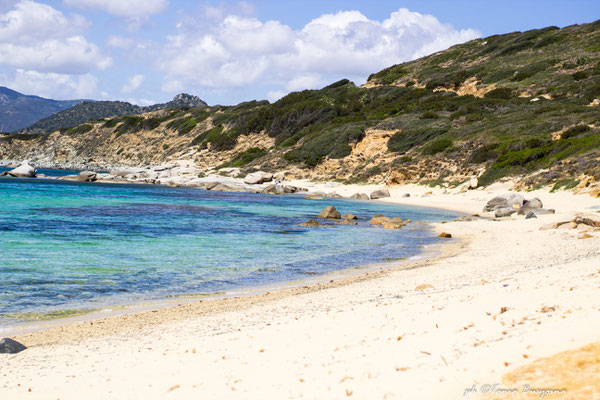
[1,184,599,399]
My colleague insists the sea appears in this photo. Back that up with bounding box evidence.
[0,168,461,325]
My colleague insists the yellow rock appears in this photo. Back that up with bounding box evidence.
[415,284,434,290]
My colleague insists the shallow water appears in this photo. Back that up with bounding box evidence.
[0,176,460,324]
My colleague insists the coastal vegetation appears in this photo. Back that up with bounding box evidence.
[2,20,600,187]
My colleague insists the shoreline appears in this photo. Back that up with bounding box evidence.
[1,172,599,398]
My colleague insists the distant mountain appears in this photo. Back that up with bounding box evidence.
[0,87,84,132]
[27,93,208,133]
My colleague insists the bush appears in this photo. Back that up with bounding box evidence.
[422,138,453,155]
[420,111,440,119]
[220,147,267,168]
[66,124,93,135]
[387,126,450,153]
[562,125,591,139]
[572,71,589,81]
[114,116,144,137]
[484,88,514,99]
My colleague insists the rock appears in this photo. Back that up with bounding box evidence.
[468,177,478,189]
[273,172,285,181]
[578,233,593,239]
[370,189,390,200]
[483,193,525,212]
[438,232,452,238]
[557,222,578,230]
[261,184,285,195]
[323,192,343,199]
[415,284,434,290]
[589,188,600,198]
[297,220,321,227]
[454,216,476,222]
[369,214,390,225]
[573,216,600,227]
[342,213,358,220]
[5,163,18,169]
[76,171,97,182]
[317,206,341,219]
[525,211,537,219]
[540,223,559,231]
[527,209,555,217]
[495,207,517,218]
[0,338,27,354]
[304,195,324,200]
[402,193,410,198]
[7,164,36,178]
[383,221,403,229]
[244,171,273,185]
[210,183,247,192]
[518,198,543,215]
[337,219,357,225]
[350,193,370,200]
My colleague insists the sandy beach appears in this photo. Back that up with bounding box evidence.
[1,182,599,400]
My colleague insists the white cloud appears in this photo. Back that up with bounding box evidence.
[63,0,169,19]
[107,35,135,50]
[121,74,145,93]
[0,1,111,74]
[7,69,99,99]
[158,8,480,98]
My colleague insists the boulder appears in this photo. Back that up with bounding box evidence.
[383,221,403,229]
[304,195,324,200]
[518,198,543,215]
[438,232,452,238]
[525,211,537,219]
[261,184,285,195]
[323,192,343,199]
[297,220,321,227]
[370,189,390,199]
[350,193,370,200]
[402,193,411,198]
[342,213,358,220]
[317,206,341,219]
[0,338,27,354]
[75,171,97,182]
[526,209,555,218]
[7,164,36,178]
[483,193,525,212]
[337,219,357,225]
[273,172,286,181]
[244,171,273,185]
[495,207,517,218]
[370,214,390,225]
[468,177,478,190]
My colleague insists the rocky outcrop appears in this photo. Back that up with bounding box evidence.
[317,206,341,219]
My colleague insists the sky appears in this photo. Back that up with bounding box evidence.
[0,0,598,106]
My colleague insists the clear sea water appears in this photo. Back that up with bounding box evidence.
[0,170,460,324]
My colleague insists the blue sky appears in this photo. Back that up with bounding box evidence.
[0,0,598,105]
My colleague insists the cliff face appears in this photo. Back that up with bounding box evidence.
[1,21,600,188]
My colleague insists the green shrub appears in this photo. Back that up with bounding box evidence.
[422,138,453,155]
[562,125,591,139]
[420,111,440,119]
[484,88,514,99]
[66,124,93,135]
[572,71,589,81]
[387,126,450,153]
[114,116,144,137]
[219,147,267,168]
[469,143,500,163]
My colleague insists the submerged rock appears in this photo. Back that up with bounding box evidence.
[297,220,321,227]
[317,206,341,219]
[342,213,358,220]
[0,338,27,354]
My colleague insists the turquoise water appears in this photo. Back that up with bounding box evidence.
[0,174,460,323]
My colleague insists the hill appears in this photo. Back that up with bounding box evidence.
[0,87,83,132]
[27,93,207,133]
[1,20,599,188]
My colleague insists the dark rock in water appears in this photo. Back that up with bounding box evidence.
[484,193,524,212]
[0,338,27,354]
[317,206,341,219]
[495,207,517,218]
[342,213,358,220]
[0,171,8,176]
[370,189,390,200]
[518,197,543,215]
[525,211,537,219]
[297,219,321,227]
